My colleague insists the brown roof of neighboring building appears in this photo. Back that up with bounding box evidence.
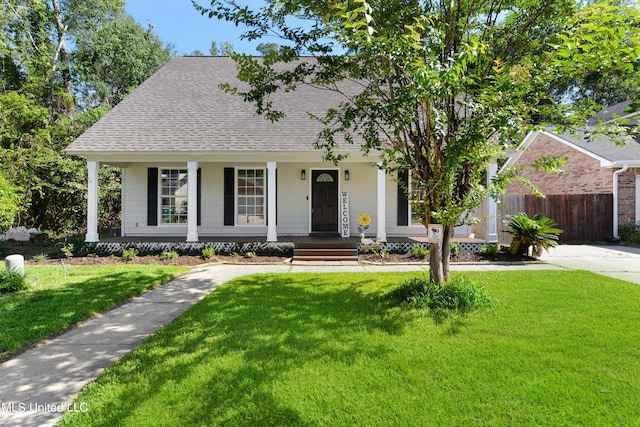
[66,56,362,154]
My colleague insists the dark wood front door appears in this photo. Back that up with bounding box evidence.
[312,170,338,233]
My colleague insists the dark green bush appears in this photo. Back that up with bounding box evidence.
[0,269,28,294]
[619,222,640,244]
[389,274,494,313]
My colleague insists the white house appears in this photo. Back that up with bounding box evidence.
[66,56,476,245]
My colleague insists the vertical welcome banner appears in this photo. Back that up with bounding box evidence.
[340,190,350,237]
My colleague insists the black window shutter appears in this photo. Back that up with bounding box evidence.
[223,167,234,226]
[197,168,202,226]
[397,170,409,226]
[147,168,158,226]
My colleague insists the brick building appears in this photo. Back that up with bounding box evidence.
[503,102,640,239]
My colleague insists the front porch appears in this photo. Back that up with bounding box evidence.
[82,235,485,257]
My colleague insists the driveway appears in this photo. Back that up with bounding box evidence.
[538,244,640,285]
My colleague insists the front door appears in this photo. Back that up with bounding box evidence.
[311,170,339,233]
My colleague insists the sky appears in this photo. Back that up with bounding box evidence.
[124,0,267,56]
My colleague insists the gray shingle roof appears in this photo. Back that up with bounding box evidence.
[66,56,362,154]
[553,127,640,163]
[587,100,639,126]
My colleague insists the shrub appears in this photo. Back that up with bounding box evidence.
[160,249,179,260]
[60,242,74,259]
[0,269,28,294]
[504,213,563,257]
[372,248,389,260]
[408,243,429,259]
[121,248,139,261]
[450,242,460,257]
[389,274,494,313]
[479,243,499,256]
[0,171,20,231]
[619,221,640,244]
[244,251,256,259]
[0,241,9,257]
[202,246,215,261]
[32,253,49,262]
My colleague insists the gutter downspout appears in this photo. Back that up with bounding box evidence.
[613,164,629,239]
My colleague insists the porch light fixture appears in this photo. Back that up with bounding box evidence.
[344,170,350,181]
[300,169,306,180]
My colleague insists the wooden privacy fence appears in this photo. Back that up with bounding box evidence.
[472,193,613,242]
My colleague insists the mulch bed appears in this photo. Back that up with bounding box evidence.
[4,238,535,266]
[24,254,288,266]
[359,250,534,264]
[21,250,534,266]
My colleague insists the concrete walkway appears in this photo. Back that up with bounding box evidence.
[538,244,640,285]
[0,245,637,426]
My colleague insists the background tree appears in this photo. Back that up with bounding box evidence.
[256,42,278,56]
[49,0,125,117]
[0,170,20,232]
[196,0,640,283]
[0,1,172,235]
[72,15,173,108]
[209,40,234,56]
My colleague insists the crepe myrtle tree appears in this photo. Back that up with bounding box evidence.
[195,0,640,283]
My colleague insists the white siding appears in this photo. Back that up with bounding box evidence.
[383,171,470,238]
[274,164,310,234]
[121,162,470,238]
[123,162,374,237]
[339,163,379,235]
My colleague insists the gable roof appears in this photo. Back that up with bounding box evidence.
[504,129,640,170]
[66,56,362,155]
[553,128,640,164]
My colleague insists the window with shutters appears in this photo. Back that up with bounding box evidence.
[236,168,265,225]
[160,169,188,224]
[409,173,425,226]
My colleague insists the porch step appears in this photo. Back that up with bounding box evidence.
[293,241,358,262]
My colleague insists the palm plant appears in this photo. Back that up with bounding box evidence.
[504,213,563,257]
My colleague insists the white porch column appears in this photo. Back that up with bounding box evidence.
[487,161,499,243]
[377,164,387,242]
[85,160,100,242]
[612,165,629,239]
[186,161,199,242]
[267,162,277,242]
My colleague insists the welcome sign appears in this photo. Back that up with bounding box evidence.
[340,190,350,237]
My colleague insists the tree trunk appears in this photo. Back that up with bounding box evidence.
[50,0,75,118]
[441,224,453,282]
[429,242,444,284]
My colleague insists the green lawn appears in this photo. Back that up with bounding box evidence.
[60,270,640,426]
[0,264,190,361]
